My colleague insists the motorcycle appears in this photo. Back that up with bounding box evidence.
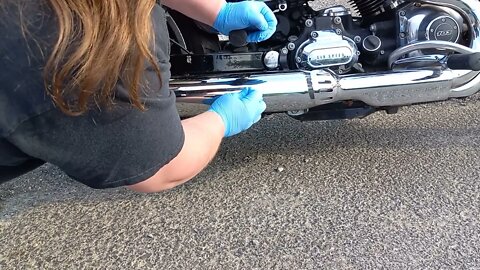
[165,0,480,121]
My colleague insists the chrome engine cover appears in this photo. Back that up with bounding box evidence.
[295,31,359,71]
[399,4,465,45]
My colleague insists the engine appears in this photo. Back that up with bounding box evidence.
[168,0,472,77]
[348,0,394,17]
[265,0,469,73]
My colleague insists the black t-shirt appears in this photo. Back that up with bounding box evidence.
[0,2,185,188]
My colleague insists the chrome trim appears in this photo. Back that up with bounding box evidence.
[392,54,446,70]
[388,40,476,67]
[295,31,358,70]
[363,35,382,52]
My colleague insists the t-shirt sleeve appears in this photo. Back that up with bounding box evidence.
[6,5,185,189]
[8,88,185,189]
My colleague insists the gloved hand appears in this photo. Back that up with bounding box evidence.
[213,1,277,43]
[208,88,267,137]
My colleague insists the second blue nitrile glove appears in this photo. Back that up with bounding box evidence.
[208,88,267,137]
[213,1,277,43]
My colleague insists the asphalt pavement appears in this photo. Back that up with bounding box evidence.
[1,1,480,269]
[1,93,479,269]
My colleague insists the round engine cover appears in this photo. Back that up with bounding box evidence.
[425,16,460,42]
[401,6,463,45]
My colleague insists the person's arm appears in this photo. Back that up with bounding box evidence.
[162,0,224,26]
[163,0,277,43]
[129,111,224,192]
[129,88,266,193]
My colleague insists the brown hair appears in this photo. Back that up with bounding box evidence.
[44,0,161,115]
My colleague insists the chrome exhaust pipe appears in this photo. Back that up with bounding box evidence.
[171,0,480,118]
[172,68,479,117]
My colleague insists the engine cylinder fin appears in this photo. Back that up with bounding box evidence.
[347,0,388,17]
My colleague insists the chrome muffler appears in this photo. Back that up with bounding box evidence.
[172,68,480,117]
[171,0,480,118]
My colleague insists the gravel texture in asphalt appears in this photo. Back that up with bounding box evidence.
[1,1,480,269]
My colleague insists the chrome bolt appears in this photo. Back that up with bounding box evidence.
[287,43,296,51]
[354,36,362,43]
[264,51,280,69]
[305,19,313,27]
[281,48,288,54]
[311,31,319,38]
[399,11,406,16]
[336,29,342,35]
[296,57,302,63]
[334,17,342,25]
[380,50,385,55]
[399,32,406,39]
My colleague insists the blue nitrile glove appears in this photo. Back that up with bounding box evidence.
[208,88,267,137]
[213,1,277,43]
